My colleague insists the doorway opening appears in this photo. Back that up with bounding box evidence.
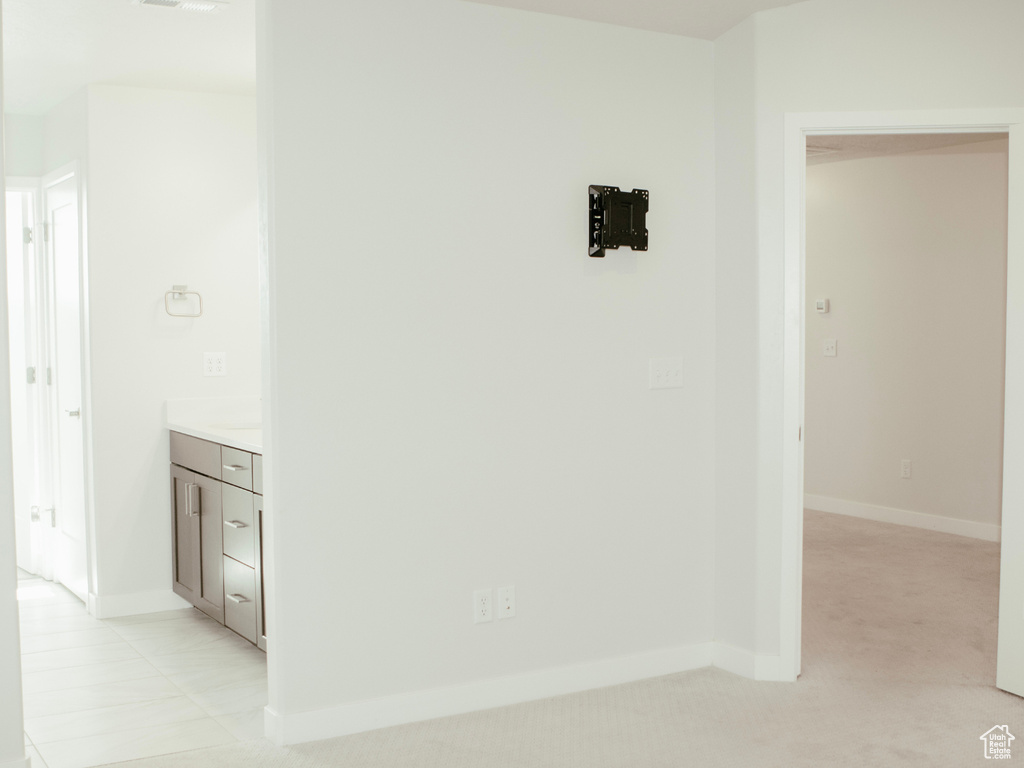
[780,109,1024,698]
[800,132,1007,688]
[6,167,91,600]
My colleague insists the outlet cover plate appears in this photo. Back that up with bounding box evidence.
[473,589,492,624]
[203,352,226,377]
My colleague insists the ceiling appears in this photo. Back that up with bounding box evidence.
[464,0,806,40]
[806,133,1009,165]
[2,0,255,115]
[1,0,809,117]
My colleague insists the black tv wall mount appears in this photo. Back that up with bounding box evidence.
[589,185,649,258]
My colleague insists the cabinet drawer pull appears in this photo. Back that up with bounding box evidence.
[223,464,247,472]
[226,593,250,604]
[224,520,248,529]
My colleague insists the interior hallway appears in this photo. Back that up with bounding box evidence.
[84,510,1018,767]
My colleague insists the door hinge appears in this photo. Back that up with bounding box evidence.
[46,367,53,385]
[47,508,56,527]
[23,226,33,245]
[26,366,36,384]
[799,426,802,441]
[42,222,50,242]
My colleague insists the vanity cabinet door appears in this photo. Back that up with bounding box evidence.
[170,465,200,604]
[194,473,224,623]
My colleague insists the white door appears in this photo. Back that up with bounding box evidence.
[44,172,88,602]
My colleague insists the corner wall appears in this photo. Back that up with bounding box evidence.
[261,0,717,741]
[713,15,759,661]
[805,140,1008,540]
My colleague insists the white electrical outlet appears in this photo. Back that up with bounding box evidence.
[473,589,492,624]
[497,585,516,619]
[649,357,684,389]
[823,339,837,357]
[901,459,912,479]
[203,352,226,377]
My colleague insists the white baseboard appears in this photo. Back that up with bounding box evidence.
[87,589,192,619]
[0,755,30,768]
[711,643,787,681]
[263,640,797,745]
[265,642,715,745]
[804,494,1000,543]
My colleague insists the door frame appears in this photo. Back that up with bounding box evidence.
[39,162,98,605]
[5,177,43,572]
[780,108,1024,683]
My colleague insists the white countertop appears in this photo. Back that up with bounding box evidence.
[165,397,263,453]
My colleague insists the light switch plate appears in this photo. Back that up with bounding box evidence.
[650,357,684,389]
[497,585,516,619]
[823,339,837,357]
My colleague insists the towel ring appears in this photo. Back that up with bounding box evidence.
[165,285,203,318]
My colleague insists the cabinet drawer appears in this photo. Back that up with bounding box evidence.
[170,432,220,478]
[221,447,253,490]
[252,454,263,495]
[222,484,255,567]
[223,556,258,644]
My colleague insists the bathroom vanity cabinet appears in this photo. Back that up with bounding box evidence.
[170,431,266,650]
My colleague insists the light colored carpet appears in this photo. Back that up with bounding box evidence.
[98,510,1022,767]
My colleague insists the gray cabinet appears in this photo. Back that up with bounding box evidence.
[171,431,265,649]
[170,461,224,623]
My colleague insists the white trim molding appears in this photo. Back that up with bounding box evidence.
[805,495,1000,543]
[87,590,191,619]
[712,643,785,682]
[0,756,31,768]
[263,640,793,745]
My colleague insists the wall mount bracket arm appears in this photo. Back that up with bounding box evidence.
[589,185,649,258]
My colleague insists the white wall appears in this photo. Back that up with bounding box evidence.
[42,91,88,175]
[83,86,260,613]
[714,0,1024,663]
[3,114,43,178]
[805,140,1008,534]
[261,0,717,741]
[0,18,30,768]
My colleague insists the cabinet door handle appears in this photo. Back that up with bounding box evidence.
[224,520,248,529]
[223,464,247,472]
[185,483,199,517]
[226,593,250,604]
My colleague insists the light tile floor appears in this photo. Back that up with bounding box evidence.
[17,568,267,768]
